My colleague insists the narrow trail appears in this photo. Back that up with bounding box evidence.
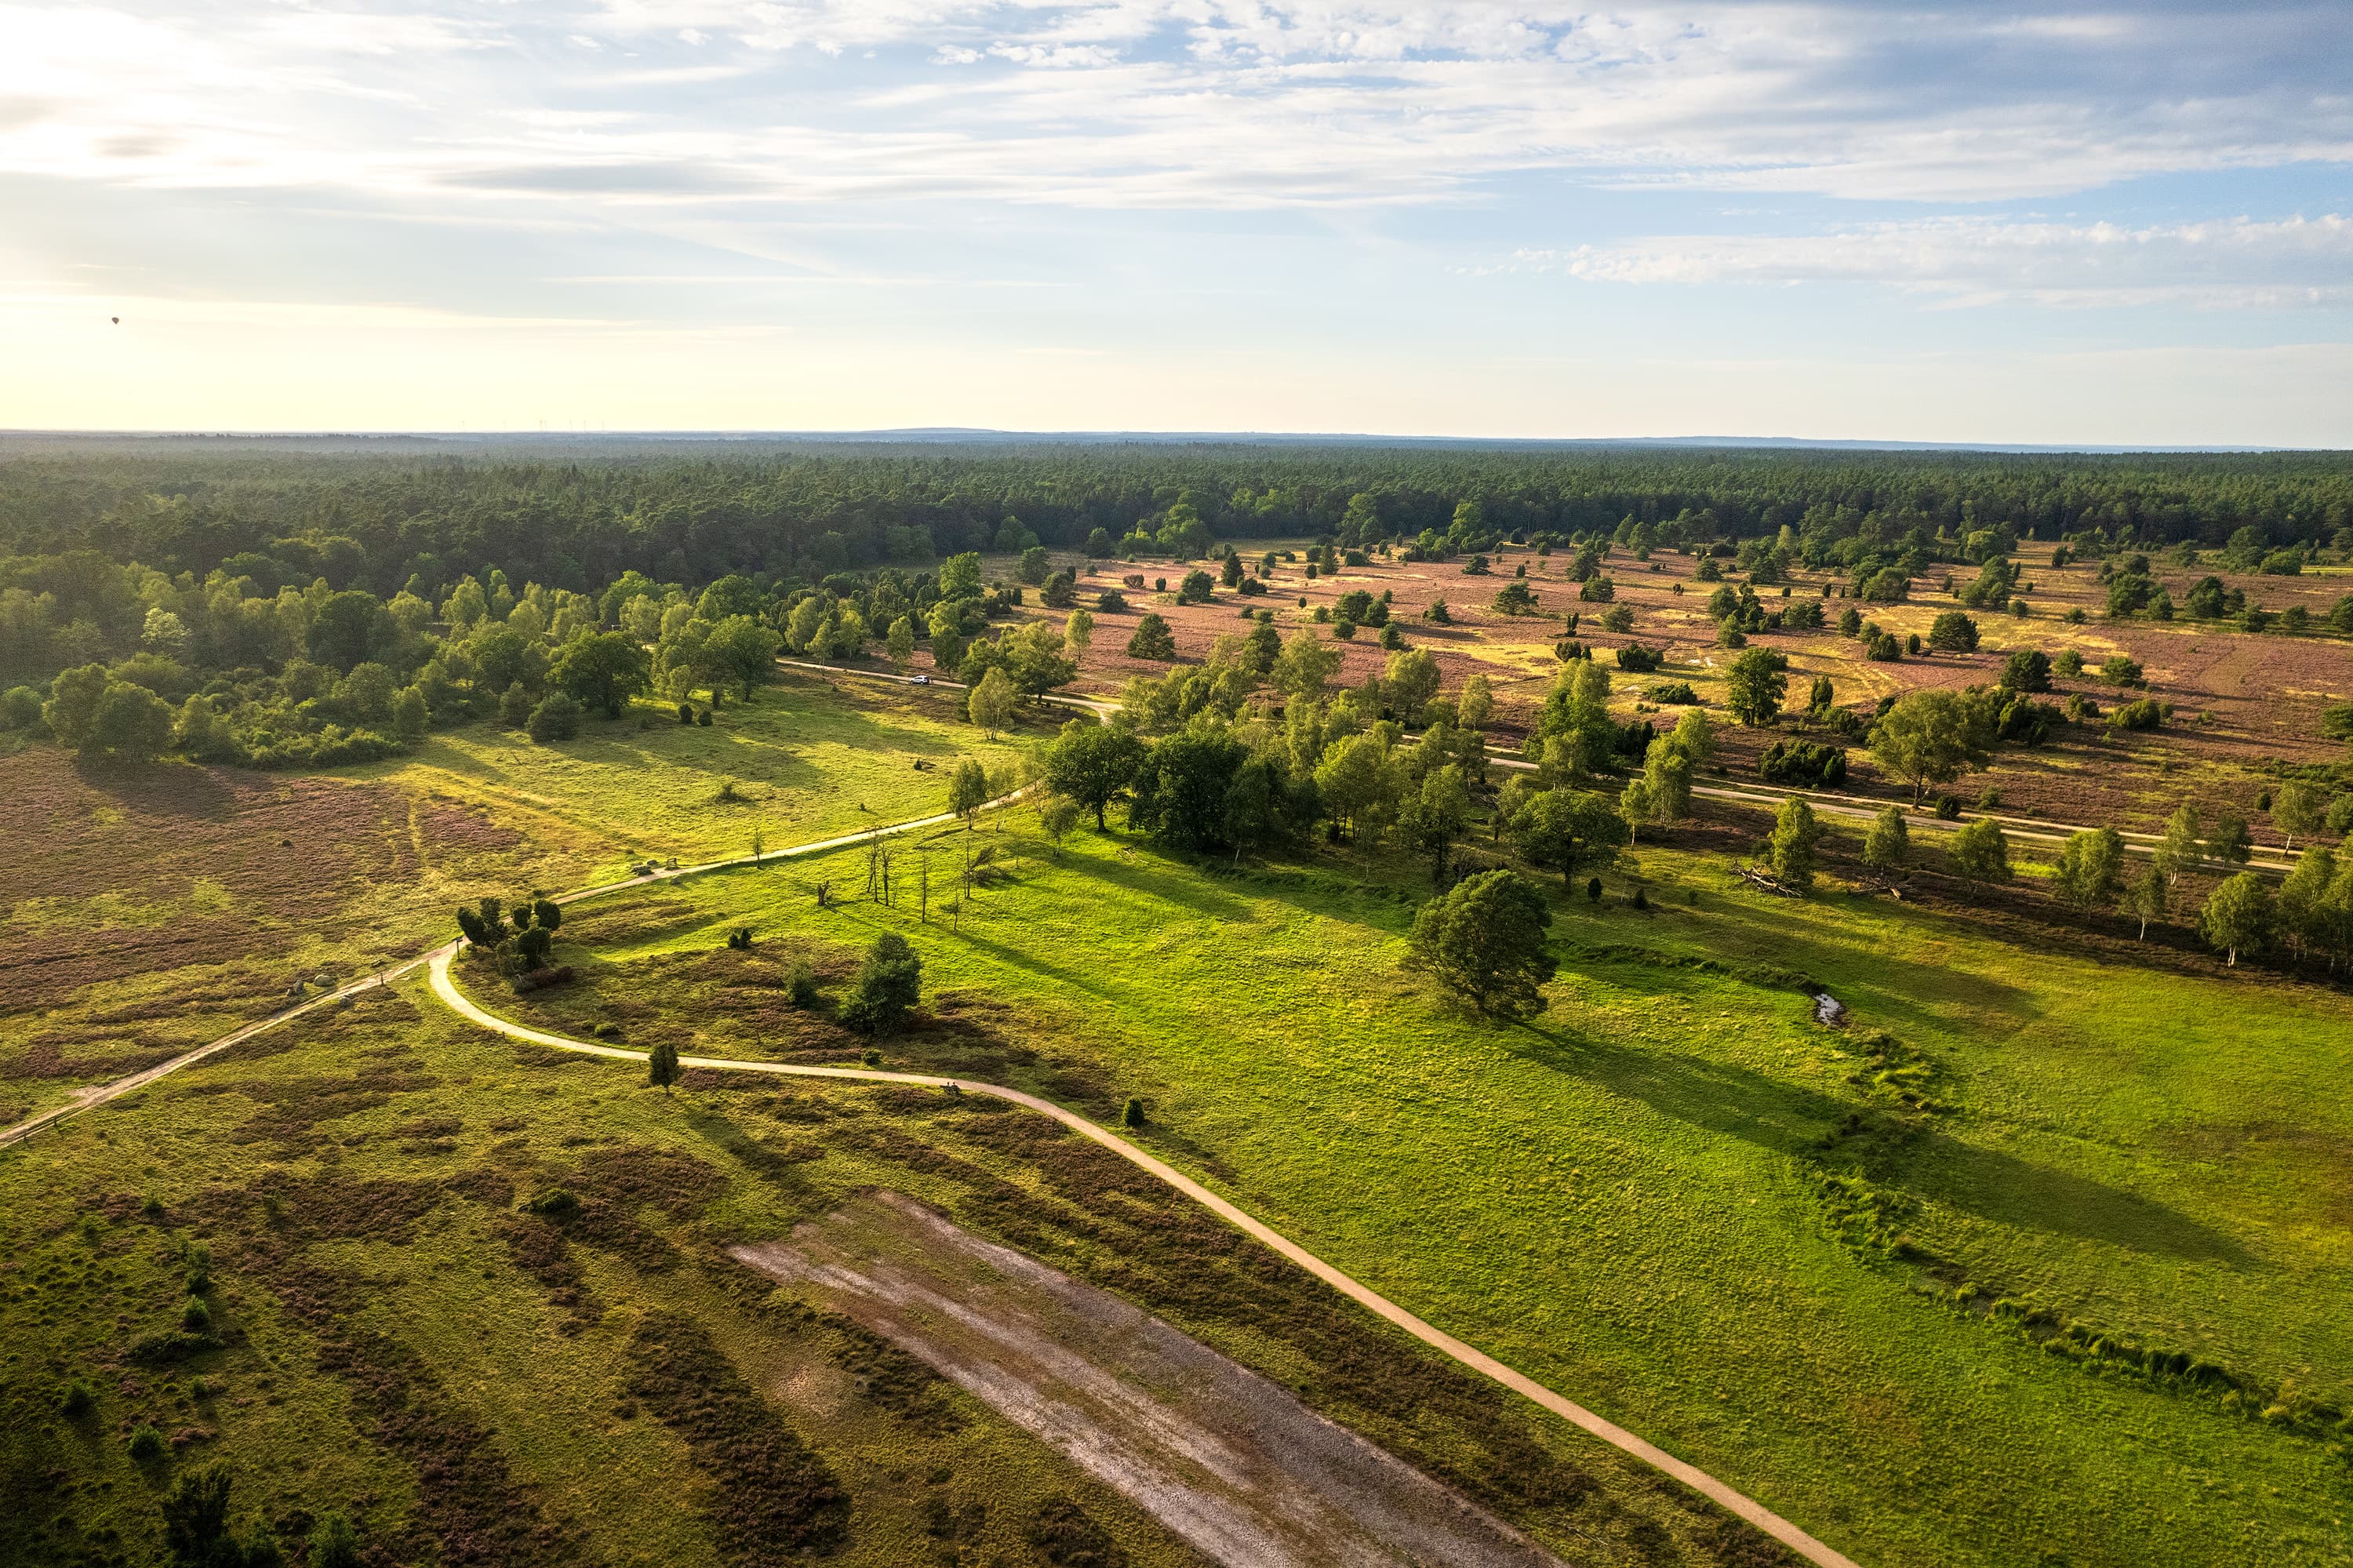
[0,793,1017,1151]
[3,758,1860,1568]
[426,948,1858,1568]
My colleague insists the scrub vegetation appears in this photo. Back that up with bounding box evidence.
[5,438,2353,1568]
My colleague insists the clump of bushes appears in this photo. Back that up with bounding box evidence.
[1758,738,1847,788]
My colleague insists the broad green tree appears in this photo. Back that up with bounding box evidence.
[1508,788,1628,886]
[1406,869,1557,1018]
[1949,817,2013,884]
[704,615,783,699]
[1043,719,1144,828]
[550,631,651,718]
[1868,689,1993,805]
[1399,762,1472,886]
[1271,628,1341,699]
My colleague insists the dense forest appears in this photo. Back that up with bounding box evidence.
[4,439,2350,597]
[4,438,2350,771]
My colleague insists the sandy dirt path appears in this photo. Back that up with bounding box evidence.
[738,1191,1569,1568]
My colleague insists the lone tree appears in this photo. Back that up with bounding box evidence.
[1926,610,1980,653]
[966,666,1017,737]
[1862,805,1910,871]
[1949,817,2013,884]
[1767,796,1823,890]
[1125,613,1177,661]
[2198,871,2274,966]
[1406,869,1557,1018]
[841,932,923,1034]
[1868,689,1993,805]
[1724,647,1788,727]
[648,1039,681,1093]
[2123,860,2168,940]
[947,757,991,828]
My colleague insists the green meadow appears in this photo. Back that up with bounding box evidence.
[491,812,2353,1568]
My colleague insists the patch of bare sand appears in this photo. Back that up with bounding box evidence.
[733,1191,1567,1568]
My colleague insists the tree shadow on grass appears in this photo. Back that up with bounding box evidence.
[1509,1020,2249,1264]
[1509,1018,1849,1159]
[1890,1130,2253,1265]
[1051,842,1260,925]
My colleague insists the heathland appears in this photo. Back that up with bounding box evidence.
[4,438,2351,1568]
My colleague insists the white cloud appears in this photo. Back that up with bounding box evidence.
[0,2,2345,210]
[1502,215,2353,308]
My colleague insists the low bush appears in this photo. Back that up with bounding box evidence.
[1758,739,1848,788]
[1615,643,1662,672]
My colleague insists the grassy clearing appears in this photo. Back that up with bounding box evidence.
[523,817,2353,1567]
[358,673,1041,882]
[0,675,1025,1128]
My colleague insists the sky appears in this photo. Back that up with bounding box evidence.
[2,0,2350,443]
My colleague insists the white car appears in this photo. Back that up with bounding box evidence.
[911,674,930,685]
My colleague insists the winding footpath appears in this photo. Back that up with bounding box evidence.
[2,775,1859,1568]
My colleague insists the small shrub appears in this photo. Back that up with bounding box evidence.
[524,1186,580,1217]
[1120,1097,1145,1129]
[786,962,820,1005]
[1935,795,1962,820]
[1646,681,1700,704]
[696,708,713,727]
[129,1424,166,1460]
[526,691,583,742]
[1585,876,1603,903]
[60,1378,96,1417]
[2110,697,2164,732]
[860,1048,882,1068]
[181,1297,212,1332]
[678,701,695,724]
